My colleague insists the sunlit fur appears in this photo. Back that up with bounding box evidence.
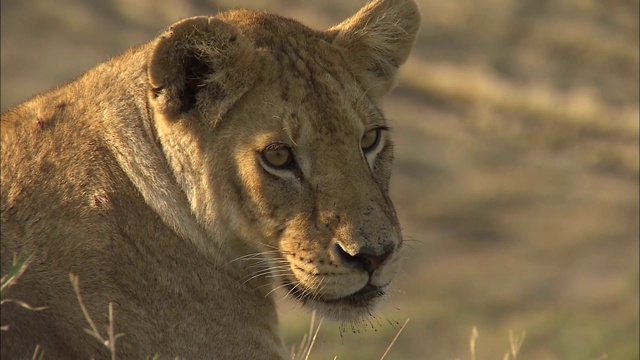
[1,1,420,358]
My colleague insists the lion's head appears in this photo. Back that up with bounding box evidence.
[146,0,420,320]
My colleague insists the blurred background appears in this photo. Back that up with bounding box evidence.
[1,1,638,359]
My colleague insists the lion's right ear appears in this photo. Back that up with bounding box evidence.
[148,17,257,120]
[328,0,420,99]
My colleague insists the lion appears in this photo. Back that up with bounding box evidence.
[0,0,420,358]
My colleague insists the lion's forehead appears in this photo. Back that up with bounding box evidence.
[224,11,389,169]
[267,42,382,142]
[226,12,376,132]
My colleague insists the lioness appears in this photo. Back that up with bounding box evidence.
[1,0,420,358]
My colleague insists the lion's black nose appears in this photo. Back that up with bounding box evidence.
[332,242,394,274]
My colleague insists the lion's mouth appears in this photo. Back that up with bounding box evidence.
[285,282,385,307]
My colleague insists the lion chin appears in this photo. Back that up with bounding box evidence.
[285,281,388,321]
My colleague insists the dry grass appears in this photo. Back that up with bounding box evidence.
[400,58,639,140]
[379,318,410,360]
[465,327,526,360]
[1,254,47,359]
[291,314,413,360]
[0,254,46,332]
[290,311,323,360]
[69,274,123,360]
[0,277,474,360]
[293,316,525,360]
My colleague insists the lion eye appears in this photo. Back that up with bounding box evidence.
[361,128,381,152]
[261,144,294,169]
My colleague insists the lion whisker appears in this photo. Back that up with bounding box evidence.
[240,266,291,285]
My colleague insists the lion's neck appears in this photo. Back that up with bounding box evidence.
[86,47,224,262]
[92,44,279,301]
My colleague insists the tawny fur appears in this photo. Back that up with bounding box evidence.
[0,1,420,358]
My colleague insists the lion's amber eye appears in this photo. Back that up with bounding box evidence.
[261,144,294,169]
[361,128,381,152]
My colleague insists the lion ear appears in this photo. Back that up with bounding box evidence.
[148,16,257,119]
[328,0,420,98]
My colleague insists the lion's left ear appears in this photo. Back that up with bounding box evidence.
[148,16,257,119]
[328,0,420,98]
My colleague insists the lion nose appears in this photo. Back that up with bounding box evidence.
[332,242,394,274]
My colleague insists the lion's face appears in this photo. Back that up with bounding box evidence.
[148,3,419,320]
[202,27,404,318]
[222,64,402,320]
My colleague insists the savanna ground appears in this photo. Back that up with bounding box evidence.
[1,1,638,359]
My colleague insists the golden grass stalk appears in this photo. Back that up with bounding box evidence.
[380,318,410,360]
[1,253,33,293]
[70,273,124,360]
[470,326,478,360]
[508,330,526,360]
[1,253,46,332]
[31,344,44,360]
